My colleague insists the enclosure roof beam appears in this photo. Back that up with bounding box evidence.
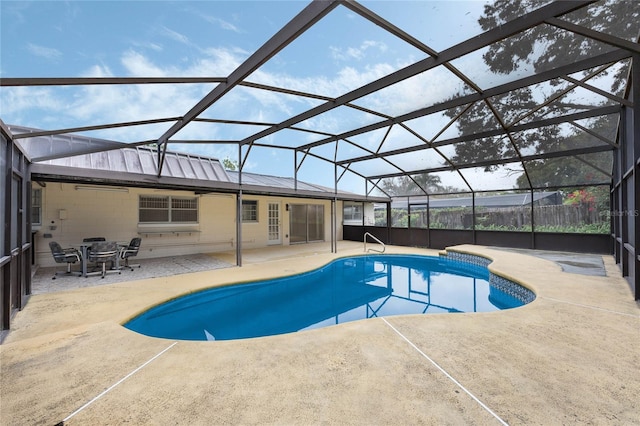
[155,0,340,174]
[341,0,439,57]
[335,105,620,166]
[545,17,640,55]
[0,77,226,87]
[12,117,181,139]
[366,145,613,180]
[299,48,629,152]
[562,76,633,107]
[238,0,596,147]
[290,144,389,196]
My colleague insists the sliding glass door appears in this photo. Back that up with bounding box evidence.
[290,204,324,244]
[307,204,323,241]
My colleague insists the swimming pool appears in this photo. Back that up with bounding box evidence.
[124,254,534,341]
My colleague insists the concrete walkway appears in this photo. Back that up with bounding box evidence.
[31,253,234,295]
[1,243,638,425]
[494,247,607,276]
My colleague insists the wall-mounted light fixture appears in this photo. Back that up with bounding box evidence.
[75,185,129,193]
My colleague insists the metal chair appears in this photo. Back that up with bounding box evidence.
[86,241,121,279]
[120,237,142,271]
[49,241,82,279]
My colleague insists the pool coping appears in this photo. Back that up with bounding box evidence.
[123,251,533,341]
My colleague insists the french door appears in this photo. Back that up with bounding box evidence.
[267,202,281,245]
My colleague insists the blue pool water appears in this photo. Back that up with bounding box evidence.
[124,254,531,341]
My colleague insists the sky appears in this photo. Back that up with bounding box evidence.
[0,0,540,194]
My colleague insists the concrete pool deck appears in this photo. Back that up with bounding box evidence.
[1,242,638,425]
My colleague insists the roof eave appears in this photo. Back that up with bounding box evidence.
[30,163,389,202]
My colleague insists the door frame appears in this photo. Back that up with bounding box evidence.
[267,202,282,245]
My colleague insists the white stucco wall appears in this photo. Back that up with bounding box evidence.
[33,183,345,267]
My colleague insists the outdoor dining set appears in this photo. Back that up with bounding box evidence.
[49,237,142,279]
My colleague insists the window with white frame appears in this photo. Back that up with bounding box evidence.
[139,195,198,223]
[242,200,258,222]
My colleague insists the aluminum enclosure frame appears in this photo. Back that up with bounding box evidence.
[1,0,639,338]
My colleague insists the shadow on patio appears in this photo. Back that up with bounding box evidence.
[31,241,365,294]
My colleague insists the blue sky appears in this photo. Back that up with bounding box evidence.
[1,1,506,193]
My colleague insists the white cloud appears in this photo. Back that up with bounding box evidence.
[26,43,62,60]
[81,64,113,78]
[2,42,464,184]
[200,14,241,33]
[198,47,245,75]
[350,65,467,118]
[330,40,387,61]
[183,4,243,34]
[0,86,64,118]
[130,41,163,52]
[160,26,190,45]
[121,50,167,77]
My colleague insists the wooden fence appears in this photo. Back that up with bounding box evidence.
[391,203,607,230]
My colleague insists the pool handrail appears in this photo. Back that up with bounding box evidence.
[364,232,385,253]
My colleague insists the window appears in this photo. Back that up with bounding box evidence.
[343,202,363,222]
[31,187,42,225]
[242,200,258,222]
[139,195,198,223]
[171,197,198,222]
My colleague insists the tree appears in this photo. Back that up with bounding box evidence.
[444,0,638,187]
[514,115,616,189]
[222,158,238,171]
[381,173,442,196]
[479,0,637,87]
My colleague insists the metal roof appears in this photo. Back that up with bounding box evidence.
[2,1,638,199]
[26,142,230,182]
[227,171,341,194]
[17,125,373,200]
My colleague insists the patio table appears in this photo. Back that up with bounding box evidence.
[77,241,126,277]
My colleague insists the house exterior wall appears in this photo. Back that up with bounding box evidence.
[33,182,344,267]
